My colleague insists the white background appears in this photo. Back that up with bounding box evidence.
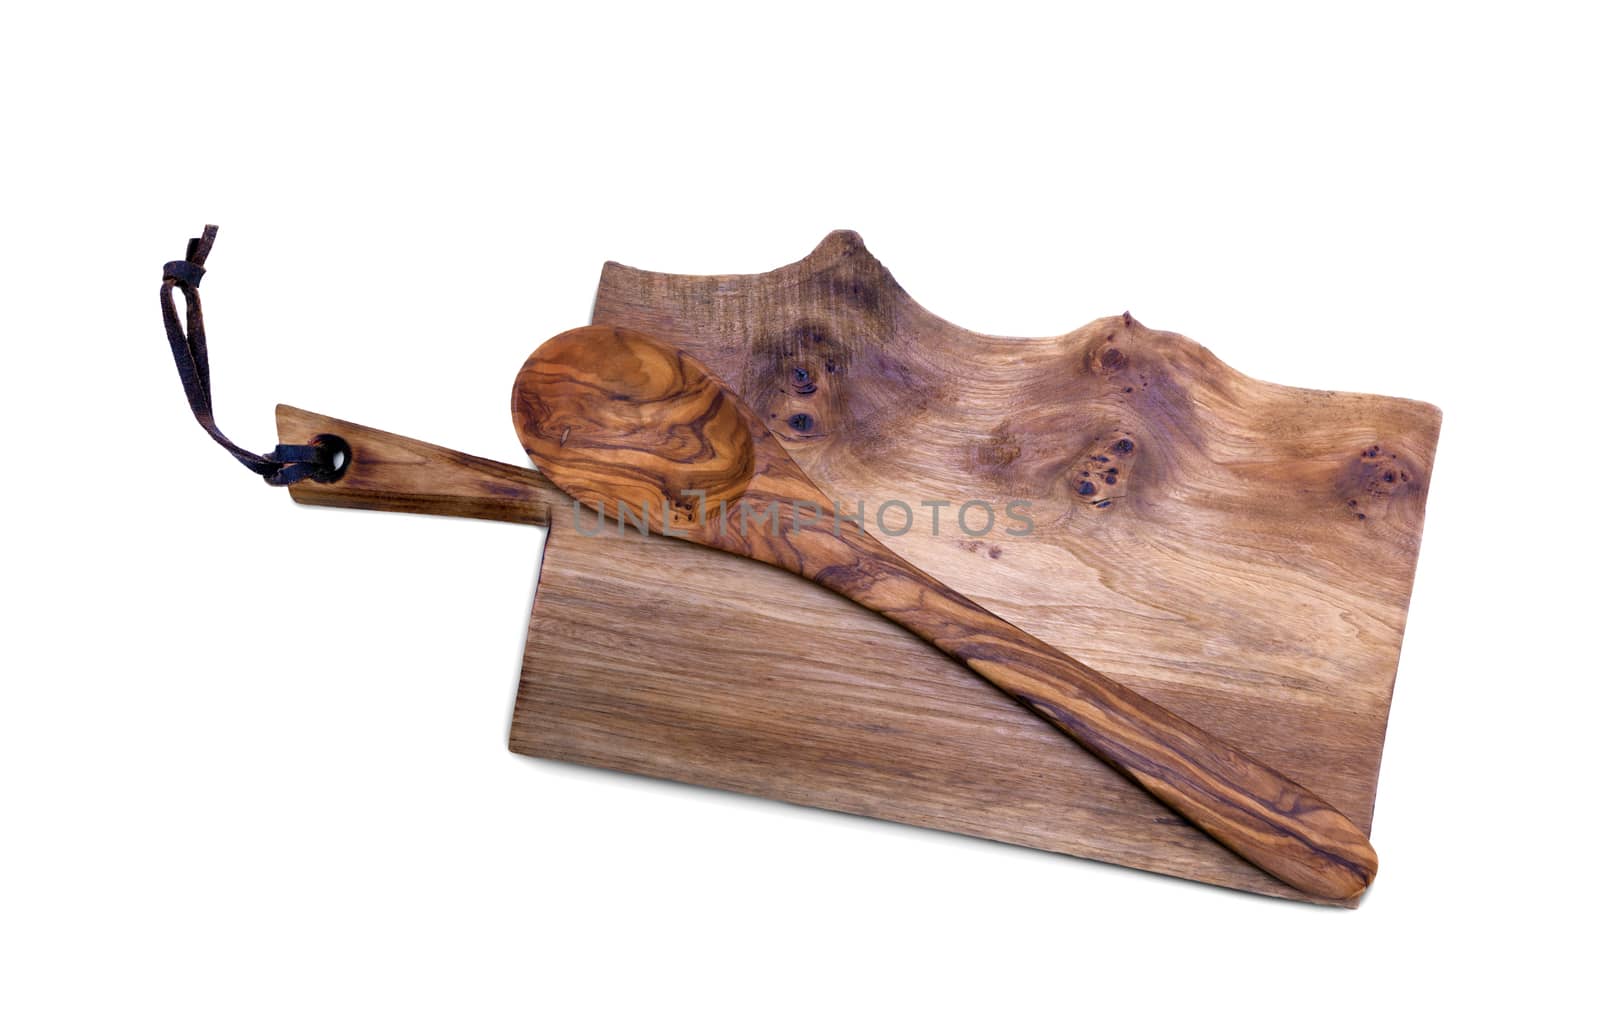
[3,3,1596,1023]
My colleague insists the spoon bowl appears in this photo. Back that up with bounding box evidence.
[514,327,758,537]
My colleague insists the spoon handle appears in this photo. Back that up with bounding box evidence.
[797,524,1378,900]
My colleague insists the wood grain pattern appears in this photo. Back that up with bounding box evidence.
[276,405,550,525]
[513,326,1378,899]
[507,231,1440,904]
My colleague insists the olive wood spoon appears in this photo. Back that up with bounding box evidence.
[512,326,1378,900]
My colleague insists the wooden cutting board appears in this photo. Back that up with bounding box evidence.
[507,232,1438,904]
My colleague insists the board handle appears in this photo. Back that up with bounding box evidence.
[274,405,554,525]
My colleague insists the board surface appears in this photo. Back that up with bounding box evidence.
[508,231,1441,904]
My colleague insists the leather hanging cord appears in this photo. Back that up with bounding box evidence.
[160,225,341,486]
